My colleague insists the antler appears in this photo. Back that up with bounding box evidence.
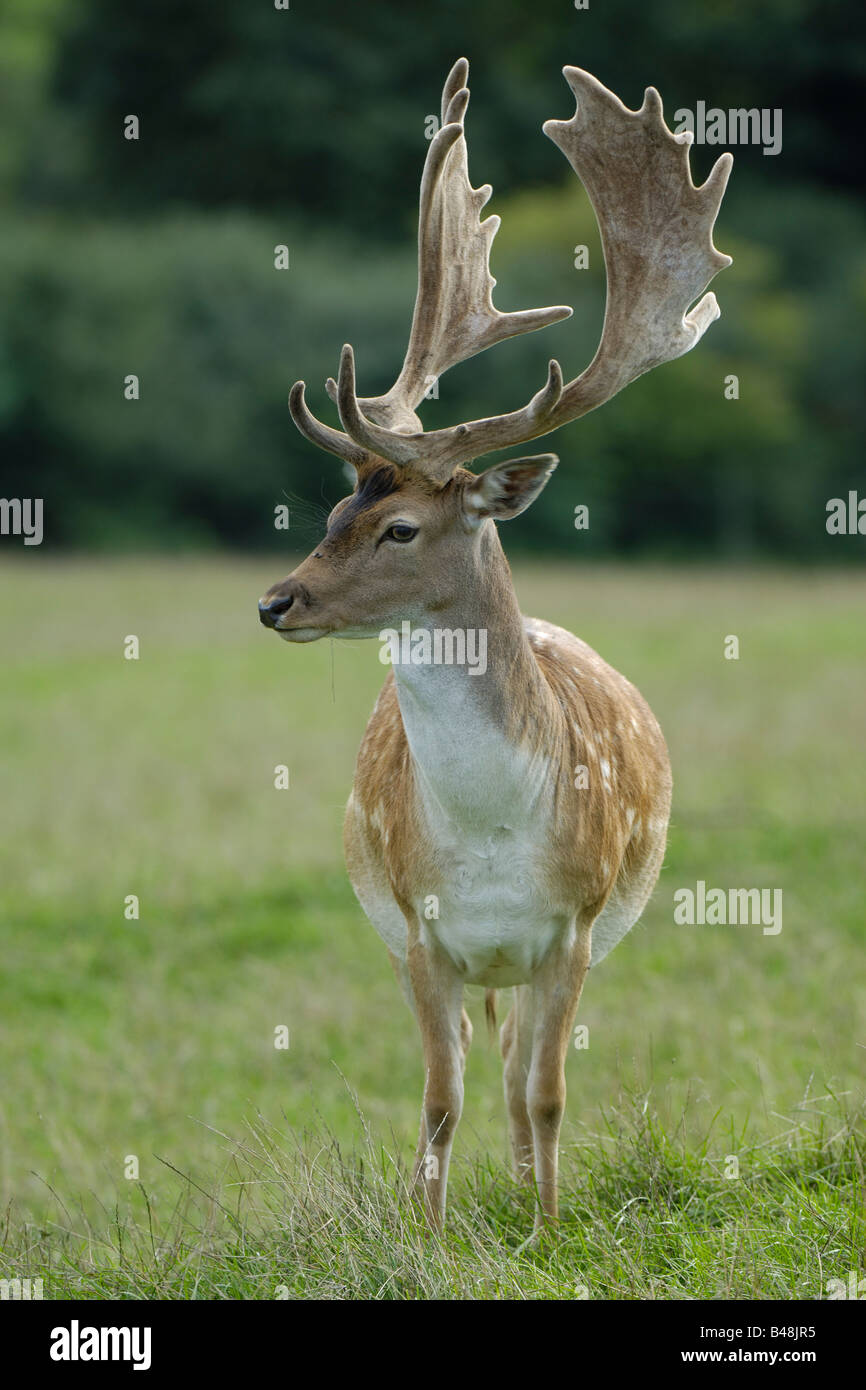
[290,63,732,482]
[290,57,571,469]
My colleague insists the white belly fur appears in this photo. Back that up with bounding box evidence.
[347,802,655,985]
[424,831,568,986]
[348,810,572,987]
[345,613,666,986]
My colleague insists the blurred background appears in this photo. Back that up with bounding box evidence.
[1,0,864,556]
[1,0,865,1269]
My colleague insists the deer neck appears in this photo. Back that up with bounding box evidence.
[389,524,558,838]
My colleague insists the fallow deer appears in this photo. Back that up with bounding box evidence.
[259,59,732,1232]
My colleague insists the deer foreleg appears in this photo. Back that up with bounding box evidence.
[501,985,536,1185]
[526,923,591,1232]
[407,933,465,1232]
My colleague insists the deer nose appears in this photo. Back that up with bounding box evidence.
[258,593,295,629]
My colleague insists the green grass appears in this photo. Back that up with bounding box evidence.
[0,556,864,1299]
[4,1088,864,1300]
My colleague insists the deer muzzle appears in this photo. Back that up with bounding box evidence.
[258,578,313,631]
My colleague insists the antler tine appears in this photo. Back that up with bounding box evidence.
[335,344,420,464]
[288,380,370,468]
[528,358,565,421]
[441,55,469,125]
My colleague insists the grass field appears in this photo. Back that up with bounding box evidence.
[0,555,864,1299]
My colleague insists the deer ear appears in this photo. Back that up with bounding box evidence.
[462,454,558,523]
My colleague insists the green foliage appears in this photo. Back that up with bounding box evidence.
[0,0,864,554]
[40,0,866,223]
[0,177,863,555]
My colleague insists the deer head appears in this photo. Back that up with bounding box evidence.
[259,58,732,639]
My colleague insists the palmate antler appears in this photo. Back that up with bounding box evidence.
[290,59,732,482]
[289,57,570,468]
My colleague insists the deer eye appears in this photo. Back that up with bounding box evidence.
[383,522,418,543]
